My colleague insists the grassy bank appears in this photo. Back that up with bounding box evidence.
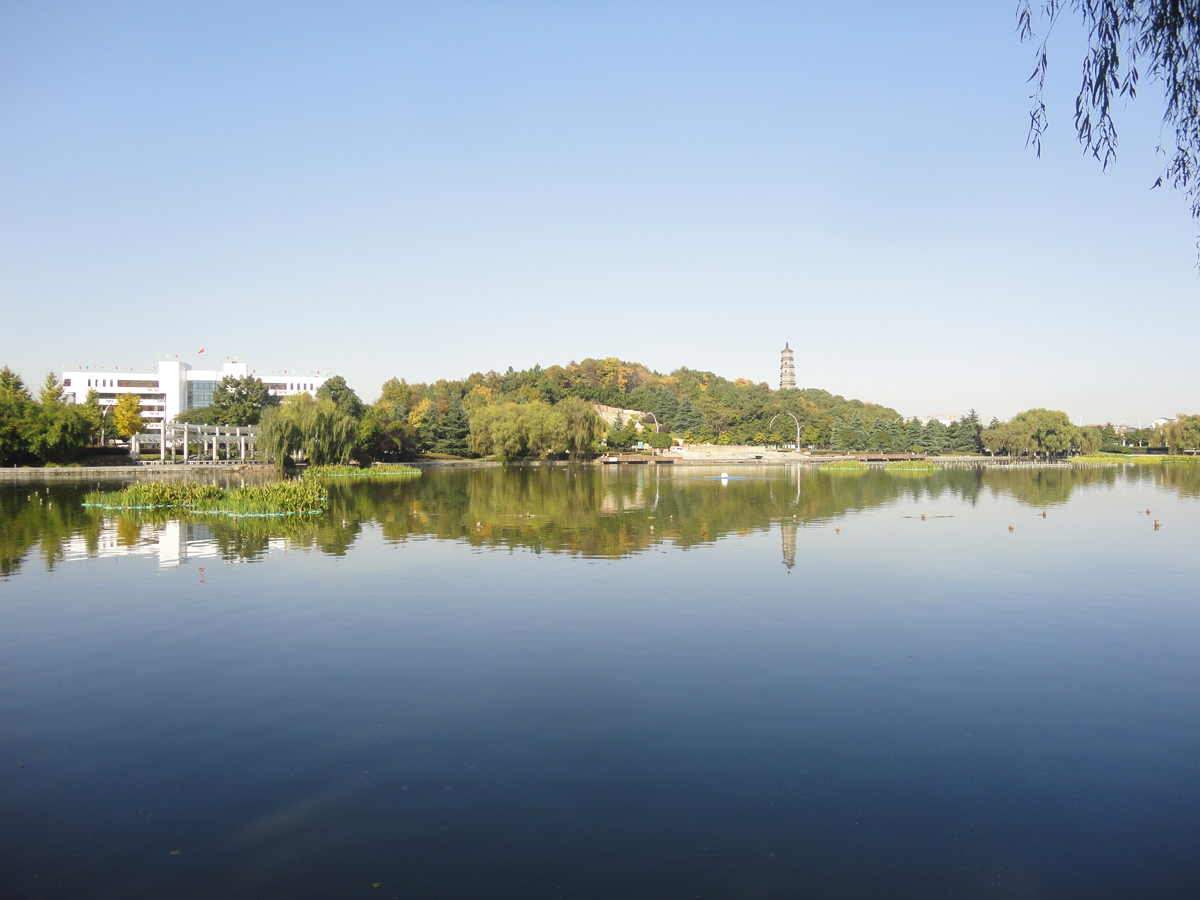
[83,480,327,516]
[818,460,868,471]
[304,464,421,477]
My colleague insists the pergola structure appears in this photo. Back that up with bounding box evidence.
[130,423,260,464]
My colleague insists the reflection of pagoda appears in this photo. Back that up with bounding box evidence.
[781,520,798,570]
[780,343,796,391]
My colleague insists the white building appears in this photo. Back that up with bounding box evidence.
[60,359,333,425]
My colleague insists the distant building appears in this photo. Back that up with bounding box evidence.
[780,343,796,391]
[60,359,333,425]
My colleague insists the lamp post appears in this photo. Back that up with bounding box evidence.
[769,413,802,452]
[640,413,660,452]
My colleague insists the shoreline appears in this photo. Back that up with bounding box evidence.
[0,453,1174,480]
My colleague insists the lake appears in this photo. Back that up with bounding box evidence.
[2,463,1198,899]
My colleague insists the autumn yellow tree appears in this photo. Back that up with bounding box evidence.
[113,393,145,438]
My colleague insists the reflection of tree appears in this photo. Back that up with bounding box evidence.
[5,464,1199,573]
[0,485,103,578]
[1155,464,1200,500]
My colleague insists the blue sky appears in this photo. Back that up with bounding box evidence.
[1,1,1195,423]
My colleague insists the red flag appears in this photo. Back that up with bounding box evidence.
[198,348,205,354]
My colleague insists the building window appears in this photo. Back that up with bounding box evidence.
[63,378,71,387]
[187,380,218,409]
[118,379,159,389]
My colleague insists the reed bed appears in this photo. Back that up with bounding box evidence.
[305,463,421,477]
[1070,454,1200,466]
[83,480,326,516]
[882,460,941,471]
[817,460,868,471]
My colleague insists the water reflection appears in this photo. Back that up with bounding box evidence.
[2,463,1197,577]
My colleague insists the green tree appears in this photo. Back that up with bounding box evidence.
[983,409,1076,458]
[652,388,679,428]
[923,419,947,454]
[259,394,358,466]
[0,366,34,465]
[316,376,365,419]
[82,389,103,441]
[867,417,894,451]
[605,414,637,451]
[421,402,446,453]
[955,410,980,452]
[671,395,703,435]
[210,375,278,426]
[113,393,145,439]
[175,405,221,425]
[434,400,471,457]
[904,417,925,452]
[557,397,604,460]
[24,373,93,462]
[648,430,673,450]
[1160,414,1200,453]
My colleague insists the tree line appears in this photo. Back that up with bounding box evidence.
[4,358,1199,466]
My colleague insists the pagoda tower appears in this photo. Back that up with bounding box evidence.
[780,343,796,391]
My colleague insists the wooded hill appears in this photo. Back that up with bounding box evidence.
[367,356,904,455]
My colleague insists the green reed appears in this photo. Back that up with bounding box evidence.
[304,463,421,477]
[83,480,327,515]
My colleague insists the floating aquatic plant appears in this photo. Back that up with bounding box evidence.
[82,480,327,516]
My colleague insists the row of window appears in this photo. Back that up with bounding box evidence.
[263,381,319,392]
[73,377,161,390]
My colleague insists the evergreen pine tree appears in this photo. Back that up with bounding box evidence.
[924,419,947,454]
[832,416,851,451]
[672,396,703,434]
[905,417,924,451]
[418,403,445,453]
[955,409,980,452]
[848,411,867,451]
[867,417,890,450]
[652,389,678,430]
[885,416,902,449]
[435,400,471,456]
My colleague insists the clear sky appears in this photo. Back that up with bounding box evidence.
[1,1,1195,424]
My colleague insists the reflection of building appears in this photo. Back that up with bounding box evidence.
[62,520,285,568]
[781,520,797,570]
[599,465,654,514]
[780,343,796,391]
[60,359,335,426]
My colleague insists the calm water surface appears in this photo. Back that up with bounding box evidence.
[2,464,1198,899]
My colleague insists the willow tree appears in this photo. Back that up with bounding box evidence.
[556,398,604,460]
[1020,1,1200,256]
[259,394,358,466]
[1159,414,1200,453]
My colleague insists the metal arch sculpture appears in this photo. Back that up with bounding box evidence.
[769,413,801,452]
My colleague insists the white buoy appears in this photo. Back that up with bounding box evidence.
[721,472,729,478]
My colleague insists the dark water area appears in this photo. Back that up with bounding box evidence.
[2,464,1198,899]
